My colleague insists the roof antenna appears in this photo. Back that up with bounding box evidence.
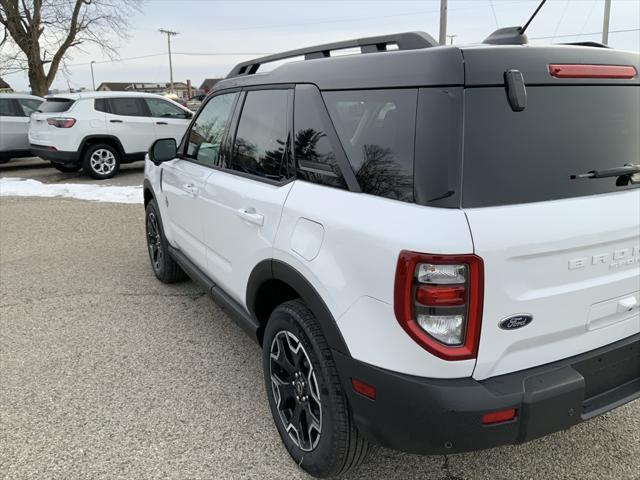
[483,0,547,45]
[520,0,547,36]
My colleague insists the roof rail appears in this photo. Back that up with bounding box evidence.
[226,31,438,78]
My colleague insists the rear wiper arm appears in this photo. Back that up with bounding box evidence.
[571,164,640,180]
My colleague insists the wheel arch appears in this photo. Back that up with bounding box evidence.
[143,179,156,208]
[79,135,126,159]
[247,259,350,355]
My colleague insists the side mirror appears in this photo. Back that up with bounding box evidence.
[149,138,177,165]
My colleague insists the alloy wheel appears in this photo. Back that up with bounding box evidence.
[146,211,163,272]
[270,330,322,452]
[89,148,116,175]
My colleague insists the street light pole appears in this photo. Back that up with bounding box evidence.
[602,0,611,45]
[447,34,457,45]
[439,0,448,46]
[159,29,179,94]
[90,61,96,90]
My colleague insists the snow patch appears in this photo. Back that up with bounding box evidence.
[0,178,143,204]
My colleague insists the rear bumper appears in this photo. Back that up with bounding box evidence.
[30,145,79,164]
[334,333,640,454]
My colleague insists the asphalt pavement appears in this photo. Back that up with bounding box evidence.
[1,158,639,479]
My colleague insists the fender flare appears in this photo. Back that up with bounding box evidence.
[78,135,126,158]
[247,259,350,355]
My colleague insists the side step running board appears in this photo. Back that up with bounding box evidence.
[168,245,261,344]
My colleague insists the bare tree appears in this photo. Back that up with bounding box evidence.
[0,0,142,95]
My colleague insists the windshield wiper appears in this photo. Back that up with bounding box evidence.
[571,164,640,181]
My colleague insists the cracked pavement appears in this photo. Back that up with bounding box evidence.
[1,159,639,479]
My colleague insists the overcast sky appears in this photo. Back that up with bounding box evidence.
[4,0,640,92]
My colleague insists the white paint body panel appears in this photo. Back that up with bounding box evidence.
[467,189,640,380]
[274,181,476,378]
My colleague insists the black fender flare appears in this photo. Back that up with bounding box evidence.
[78,135,126,159]
[247,259,350,356]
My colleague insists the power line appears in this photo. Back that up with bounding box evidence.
[530,28,639,40]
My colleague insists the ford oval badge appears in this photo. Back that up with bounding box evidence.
[499,314,533,330]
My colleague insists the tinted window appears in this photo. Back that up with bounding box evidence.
[108,97,146,117]
[323,89,417,202]
[229,90,289,181]
[0,99,19,116]
[145,98,188,119]
[294,85,347,189]
[17,98,42,116]
[94,98,108,112]
[186,92,238,167]
[39,98,74,113]
[463,86,640,207]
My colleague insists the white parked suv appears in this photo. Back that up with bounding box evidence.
[143,32,640,478]
[0,93,43,163]
[29,92,192,179]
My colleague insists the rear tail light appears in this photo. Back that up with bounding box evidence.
[548,64,637,79]
[394,251,484,361]
[47,117,76,128]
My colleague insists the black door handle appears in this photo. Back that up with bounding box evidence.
[156,121,168,125]
[110,119,123,123]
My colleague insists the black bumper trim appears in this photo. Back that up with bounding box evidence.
[30,145,79,164]
[334,333,640,455]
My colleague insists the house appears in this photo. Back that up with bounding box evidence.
[96,81,192,100]
[0,77,13,92]
[199,78,222,94]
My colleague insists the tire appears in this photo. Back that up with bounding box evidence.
[145,199,186,283]
[82,143,120,179]
[52,163,81,173]
[263,299,370,478]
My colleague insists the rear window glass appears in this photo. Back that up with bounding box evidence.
[463,86,640,207]
[39,98,74,113]
[323,89,417,202]
[108,98,146,117]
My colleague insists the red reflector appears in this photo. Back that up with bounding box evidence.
[416,285,466,306]
[548,64,637,79]
[481,408,517,425]
[351,378,376,400]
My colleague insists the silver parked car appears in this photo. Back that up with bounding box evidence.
[0,93,43,163]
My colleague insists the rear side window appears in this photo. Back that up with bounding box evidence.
[294,84,347,190]
[39,98,74,113]
[17,98,42,116]
[94,98,108,112]
[463,86,640,207]
[186,92,238,168]
[229,89,290,182]
[108,98,146,117]
[323,89,417,202]
[0,99,19,116]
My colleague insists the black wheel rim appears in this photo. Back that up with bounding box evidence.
[146,212,163,273]
[270,330,322,452]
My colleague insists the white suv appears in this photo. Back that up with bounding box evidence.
[143,33,640,478]
[0,93,43,163]
[29,92,192,179]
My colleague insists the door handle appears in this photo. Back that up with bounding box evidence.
[237,208,264,226]
[183,183,199,196]
[156,121,168,125]
[110,119,123,123]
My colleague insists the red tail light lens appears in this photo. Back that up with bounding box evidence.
[47,117,76,128]
[394,251,484,361]
[548,64,637,79]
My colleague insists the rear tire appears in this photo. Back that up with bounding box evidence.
[263,299,370,478]
[52,163,81,173]
[82,143,120,179]
[145,199,186,283]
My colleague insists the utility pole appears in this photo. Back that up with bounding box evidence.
[90,61,96,90]
[159,29,179,94]
[439,0,448,46]
[602,0,611,45]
